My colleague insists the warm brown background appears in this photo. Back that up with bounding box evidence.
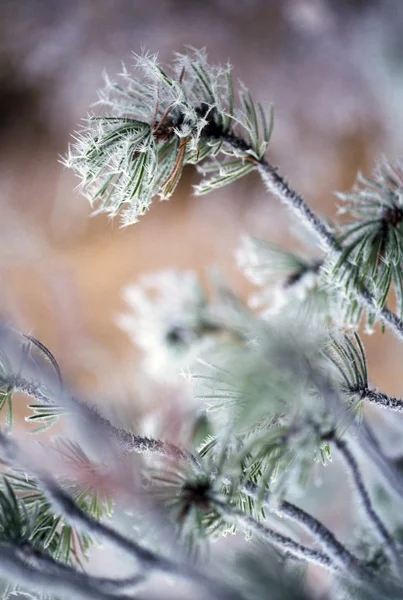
[2,0,403,593]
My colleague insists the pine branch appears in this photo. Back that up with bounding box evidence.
[63,47,403,337]
[0,430,238,600]
[327,333,403,415]
[222,135,403,340]
[9,372,190,460]
[214,500,403,596]
[8,362,363,578]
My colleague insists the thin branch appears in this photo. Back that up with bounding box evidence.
[356,420,403,501]
[8,373,53,406]
[257,158,338,251]
[332,436,401,571]
[0,544,135,600]
[7,345,403,584]
[9,372,190,461]
[20,544,146,595]
[213,499,337,573]
[239,481,368,580]
[9,367,362,578]
[360,387,403,413]
[8,367,379,582]
[83,398,191,461]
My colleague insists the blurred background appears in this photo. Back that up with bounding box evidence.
[2,0,403,594]
[1,0,403,395]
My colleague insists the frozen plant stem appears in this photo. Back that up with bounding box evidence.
[8,372,189,460]
[2,362,377,586]
[213,500,336,572]
[239,482,368,579]
[9,362,403,573]
[0,545,135,600]
[5,369,397,582]
[360,388,403,413]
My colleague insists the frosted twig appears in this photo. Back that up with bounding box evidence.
[332,436,401,572]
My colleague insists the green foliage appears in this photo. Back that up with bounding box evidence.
[190,322,336,503]
[0,477,32,545]
[25,403,68,433]
[1,469,111,567]
[0,437,113,589]
[325,333,369,421]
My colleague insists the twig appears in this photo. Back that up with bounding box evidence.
[213,499,337,572]
[239,481,368,579]
[0,544,135,600]
[332,436,401,571]
[360,388,403,413]
[20,543,146,595]
[8,372,190,461]
[257,158,338,251]
[357,420,403,501]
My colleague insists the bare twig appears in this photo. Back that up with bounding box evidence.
[213,499,337,573]
[332,436,401,571]
[360,388,403,413]
[239,481,367,579]
[357,420,403,501]
[0,544,135,600]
